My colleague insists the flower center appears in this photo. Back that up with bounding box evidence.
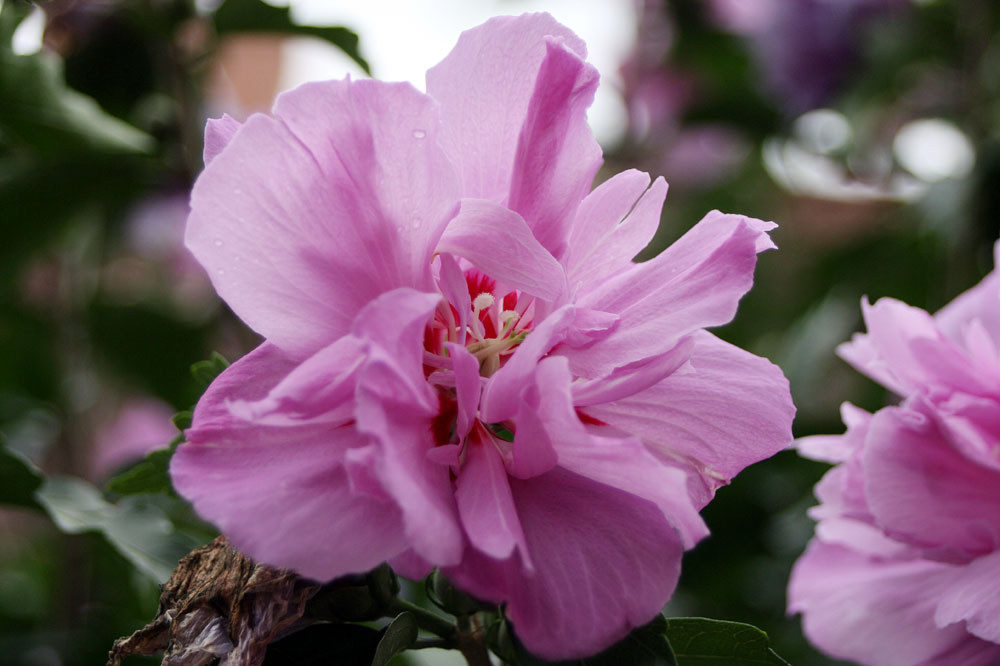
[424,269,533,378]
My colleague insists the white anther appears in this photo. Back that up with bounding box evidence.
[472,292,495,311]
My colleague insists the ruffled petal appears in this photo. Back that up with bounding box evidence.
[920,637,1000,666]
[864,404,1000,563]
[934,241,1000,350]
[480,304,576,423]
[353,294,463,567]
[539,356,707,546]
[838,298,991,398]
[564,171,667,293]
[446,467,684,660]
[584,331,793,497]
[568,212,776,377]
[788,540,968,666]
[185,342,300,438]
[426,13,587,204]
[506,37,602,257]
[935,549,1000,644]
[455,436,530,565]
[172,345,407,581]
[436,199,567,301]
[187,80,459,355]
[172,429,407,582]
[203,113,241,166]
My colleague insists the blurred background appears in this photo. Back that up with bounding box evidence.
[1,0,998,664]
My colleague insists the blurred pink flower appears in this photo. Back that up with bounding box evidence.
[170,13,793,659]
[93,398,176,478]
[790,244,1000,666]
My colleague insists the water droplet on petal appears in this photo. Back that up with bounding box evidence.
[213,238,223,247]
[216,268,225,276]
[412,217,423,230]
[412,129,426,139]
[233,254,241,262]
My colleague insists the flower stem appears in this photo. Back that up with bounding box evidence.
[455,613,493,666]
[387,598,456,639]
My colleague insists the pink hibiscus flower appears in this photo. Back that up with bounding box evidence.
[171,13,793,659]
[790,244,1000,666]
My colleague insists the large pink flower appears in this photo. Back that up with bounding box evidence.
[171,13,793,659]
[790,244,1000,666]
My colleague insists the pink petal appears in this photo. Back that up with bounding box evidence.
[571,336,693,407]
[935,549,1000,644]
[351,289,442,383]
[921,637,1000,666]
[531,356,707,547]
[864,404,1000,563]
[934,241,1000,350]
[839,298,990,397]
[455,436,531,565]
[569,212,776,377]
[187,342,300,434]
[479,304,576,423]
[508,368,561,480]
[584,331,793,496]
[788,540,968,666]
[352,294,463,567]
[173,346,408,580]
[172,427,407,581]
[187,80,459,355]
[564,171,667,293]
[796,403,872,464]
[446,467,685,660]
[203,113,241,166]
[436,199,567,301]
[437,253,470,346]
[227,335,366,426]
[355,347,463,567]
[427,13,587,203]
[506,37,602,258]
[443,342,480,440]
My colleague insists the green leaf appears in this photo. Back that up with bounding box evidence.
[0,4,154,155]
[371,612,419,666]
[664,618,791,666]
[172,410,193,432]
[515,614,677,666]
[106,435,183,496]
[35,476,198,583]
[0,443,42,508]
[213,0,370,74]
[262,623,382,666]
[190,351,230,391]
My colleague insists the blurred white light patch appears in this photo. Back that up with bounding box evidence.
[11,4,45,55]
[283,0,636,148]
[794,109,851,155]
[893,118,975,182]
[763,138,925,203]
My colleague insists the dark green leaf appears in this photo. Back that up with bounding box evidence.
[515,614,676,666]
[664,618,791,665]
[190,351,230,391]
[172,410,193,431]
[372,612,418,666]
[213,0,370,73]
[0,7,154,155]
[306,564,399,623]
[0,443,42,508]
[262,623,382,666]
[106,435,182,496]
[35,476,198,583]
